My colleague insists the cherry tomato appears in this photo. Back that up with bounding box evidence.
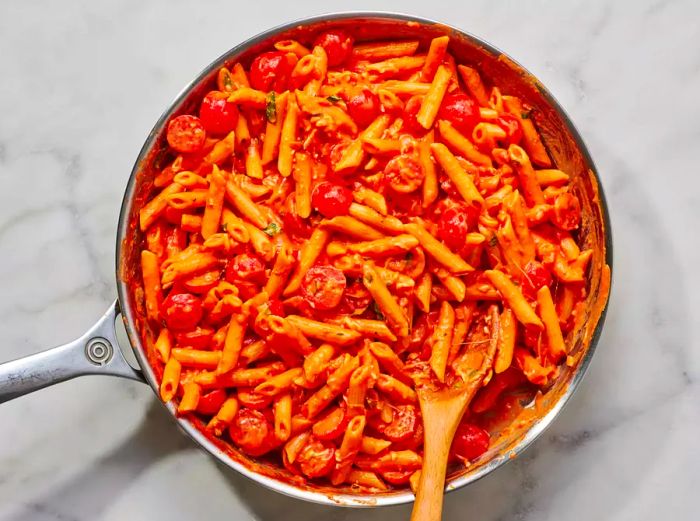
[312,406,349,440]
[164,206,184,225]
[199,91,239,134]
[438,92,479,134]
[552,192,581,231]
[392,415,424,451]
[471,367,526,414]
[225,254,266,285]
[302,265,346,310]
[409,310,440,356]
[175,327,214,349]
[437,205,470,251]
[451,423,490,461]
[380,469,414,485]
[297,437,336,478]
[314,30,353,67]
[166,115,206,154]
[311,182,352,217]
[381,405,418,443]
[237,388,273,410]
[346,88,380,128]
[196,389,228,416]
[249,51,292,92]
[339,280,372,314]
[384,154,424,193]
[495,113,522,144]
[402,95,424,135]
[520,260,552,299]
[161,292,203,331]
[281,194,313,239]
[235,280,260,301]
[183,270,221,294]
[268,298,285,316]
[522,324,543,351]
[229,409,274,456]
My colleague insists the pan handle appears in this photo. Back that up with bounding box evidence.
[0,300,144,403]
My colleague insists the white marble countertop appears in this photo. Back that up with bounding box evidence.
[1,1,698,519]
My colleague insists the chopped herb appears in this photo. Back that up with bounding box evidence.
[222,222,228,232]
[263,222,280,236]
[521,111,531,120]
[364,274,374,285]
[373,301,384,320]
[266,92,277,123]
[405,251,414,262]
[220,69,234,92]
[488,235,498,248]
[327,95,342,103]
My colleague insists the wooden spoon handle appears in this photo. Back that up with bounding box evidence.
[410,425,452,521]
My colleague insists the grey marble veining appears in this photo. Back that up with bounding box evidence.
[0,0,698,520]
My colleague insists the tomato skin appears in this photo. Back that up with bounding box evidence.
[297,437,336,478]
[380,405,418,443]
[451,423,490,461]
[437,205,470,251]
[495,113,522,144]
[302,265,347,310]
[229,409,274,456]
[384,154,424,193]
[175,327,214,349]
[314,30,353,67]
[402,95,425,135]
[346,88,380,128]
[161,292,203,331]
[250,51,292,92]
[520,260,552,299]
[552,192,581,231]
[438,92,480,134]
[311,182,352,217]
[196,389,227,415]
[166,115,206,154]
[225,254,266,285]
[199,92,239,134]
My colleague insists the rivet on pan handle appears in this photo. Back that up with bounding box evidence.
[0,300,145,404]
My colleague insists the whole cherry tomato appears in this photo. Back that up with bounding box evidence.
[380,404,418,443]
[438,92,480,134]
[311,182,352,217]
[302,265,347,310]
[296,437,336,478]
[161,292,203,331]
[520,260,552,299]
[451,423,490,461]
[495,113,523,144]
[552,192,581,230]
[346,88,380,128]
[402,95,425,135]
[314,30,353,67]
[250,51,292,92]
[437,205,470,251]
[199,91,239,134]
[225,253,266,285]
[196,389,228,416]
[166,115,206,153]
[384,154,424,193]
[229,409,274,456]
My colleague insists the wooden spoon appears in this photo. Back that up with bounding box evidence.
[410,307,499,521]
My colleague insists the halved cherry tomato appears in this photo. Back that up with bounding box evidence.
[302,265,346,310]
[296,437,336,478]
[409,310,440,356]
[437,205,470,251]
[199,92,239,134]
[438,92,479,134]
[166,115,206,154]
[380,469,414,485]
[250,51,292,92]
[196,389,228,415]
[229,409,274,456]
[451,423,490,461]
[402,95,424,135]
[311,182,352,217]
[225,254,266,285]
[339,280,372,314]
[392,415,424,451]
[520,260,552,299]
[164,206,184,225]
[314,30,353,67]
[235,280,260,301]
[384,154,424,193]
[268,298,285,317]
[495,113,522,144]
[312,405,349,440]
[471,367,526,414]
[175,327,214,349]
[161,292,203,331]
[183,270,221,294]
[346,88,380,128]
[237,387,273,410]
[381,405,418,443]
[552,192,581,231]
